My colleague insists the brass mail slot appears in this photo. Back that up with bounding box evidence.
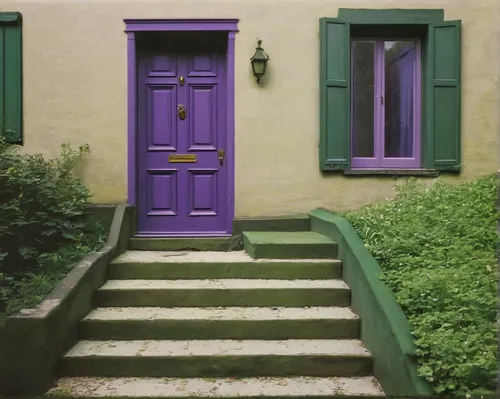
[169,154,197,163]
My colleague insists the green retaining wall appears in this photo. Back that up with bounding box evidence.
[86,203,119,231]
[309,208,433,396]
[0,203,135,396]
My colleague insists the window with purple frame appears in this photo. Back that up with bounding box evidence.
[351,39,421,169]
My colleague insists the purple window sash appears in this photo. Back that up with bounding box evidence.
[351,38,422,169]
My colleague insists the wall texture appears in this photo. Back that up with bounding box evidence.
[2,0,499,216]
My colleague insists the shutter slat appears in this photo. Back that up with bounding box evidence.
[319,18,350,171]
[0,15,22,144]
[425,21,461,171]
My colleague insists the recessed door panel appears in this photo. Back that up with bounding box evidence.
[188,169,218,216]
[188,53,218,77]
[148,54,177,77]
[148,85,177,151]
[146,169,177,216]
[188,84,217,150]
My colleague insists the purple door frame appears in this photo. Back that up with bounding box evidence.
[124,19,238,236]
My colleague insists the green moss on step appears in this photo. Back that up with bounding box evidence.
[80,318,360,341]
[61,355,373,379]
[108,261,342,280]
[95,288,350,308]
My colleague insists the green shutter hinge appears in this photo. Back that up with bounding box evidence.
[324,164,343,170]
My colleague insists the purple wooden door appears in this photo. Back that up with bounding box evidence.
[136,33,228,236]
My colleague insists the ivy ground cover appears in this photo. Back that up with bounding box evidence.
[344,175,498,396]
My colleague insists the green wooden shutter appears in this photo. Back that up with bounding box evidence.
[424,21,461,171]
[319,18,350,171]
[0,12,22,144]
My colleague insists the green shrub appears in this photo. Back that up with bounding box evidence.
[0,137,108,330]
[0,219,106,329]
[0,137,91,273]
[344,175,498,396]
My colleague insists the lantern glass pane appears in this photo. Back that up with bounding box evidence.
[252,60,265,75]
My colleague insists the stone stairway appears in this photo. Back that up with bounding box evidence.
[51,231,384,398]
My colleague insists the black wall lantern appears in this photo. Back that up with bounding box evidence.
[250,39,270,84]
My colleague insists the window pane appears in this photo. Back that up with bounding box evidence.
[384,41,415,158]
[352,40,375,158]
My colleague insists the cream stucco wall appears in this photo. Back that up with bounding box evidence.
[2,0,499,216]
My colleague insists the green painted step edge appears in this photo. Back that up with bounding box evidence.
[61,355,373,378]
[243,233,338,260]
[108,261,342,280]
[242,231,335,244]
[80,318,360,340]
[243,234,257,259]
[246,242,338,259]
[309,209,432,397]
[232,214,310,235]
[94,288,351,308]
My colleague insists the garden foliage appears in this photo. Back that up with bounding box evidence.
[0,137,106,329]
[344,175,498,395]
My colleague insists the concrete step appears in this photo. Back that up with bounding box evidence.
[61,339,373,378]
[243,232,337,259]
[51,376,384,397]
[129,237,239,252]
[80,307,360,340]
[94,279,351,307]
[109,251,342,280]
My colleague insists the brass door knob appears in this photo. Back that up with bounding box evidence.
[178,104,186,120]
[218,149,225,166]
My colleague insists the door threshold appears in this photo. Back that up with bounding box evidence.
[133,233,232,238]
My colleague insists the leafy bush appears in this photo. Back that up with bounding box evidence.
[0,137,91,272]
[344,175,498,396]
[0,137,107,331]
[0,220,106,330]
